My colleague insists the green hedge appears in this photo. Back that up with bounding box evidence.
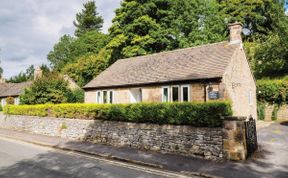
[3,102,232,127]
[257,78,288,104]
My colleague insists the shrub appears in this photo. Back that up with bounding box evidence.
[6,97,15,105]
[67,89,85,103]
[257,78,288,104]
[271,105,280,121]
[0,105,2,112]
[3,101,232,127]
[257,102,266,120]
[20,73,73,104]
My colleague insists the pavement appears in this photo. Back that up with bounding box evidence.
[0,137,192,178]
[0,120,287,178]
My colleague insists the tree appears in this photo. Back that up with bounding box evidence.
[106,0,226,64]
[62,51,109,86]
[47,35,75,71]
[48,32,108,71]
[74,1,104,37]
[20,73,73,104]
[170,0,226,47]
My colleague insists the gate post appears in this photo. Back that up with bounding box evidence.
[223,116,247,160]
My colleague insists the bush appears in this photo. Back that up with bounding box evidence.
[257,102,266,120]
[0,105,2,112]
[3,101,232,127]
[67,89,85,103]
[257,78,288,104]
[20,73,73,104]
[6,97,15,105]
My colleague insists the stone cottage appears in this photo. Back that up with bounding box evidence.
[83,22,257,118]
[0,67,80,107]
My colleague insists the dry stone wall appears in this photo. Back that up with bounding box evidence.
[0,114,223,160]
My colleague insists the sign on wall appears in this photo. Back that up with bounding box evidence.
[208,91,220,100]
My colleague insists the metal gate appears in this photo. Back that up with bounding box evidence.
[245,116,258,156]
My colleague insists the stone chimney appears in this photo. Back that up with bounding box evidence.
[228,22,242,44]
[0,78,6,83]
[34,66,43,80]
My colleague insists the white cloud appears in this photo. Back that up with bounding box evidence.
[0,0,121,78]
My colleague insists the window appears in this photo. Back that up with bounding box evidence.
[1,99,5,107]
[103,91,108,104]
[109,91,113,104]
[249,90,253,106]
[172,86,179,102]
[96,91,101,104]
[181,85,190,102]
[162,87,169,102]
[96,90,114,104]
[15,97,20,105]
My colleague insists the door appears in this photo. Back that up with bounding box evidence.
[130,88,142,103]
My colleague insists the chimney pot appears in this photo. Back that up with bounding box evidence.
[34,67,43,80]
[228,22,243,44]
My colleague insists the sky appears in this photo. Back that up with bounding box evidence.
[0,0,121,78]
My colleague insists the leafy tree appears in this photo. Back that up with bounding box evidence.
[171,0,226,47]
[48,32,108,71]
[47,35,75,71]
[62,52,109,86]
[74,0,104,37]
[217,0,286,41]
[20,73,73,104]
[107,0,226,64]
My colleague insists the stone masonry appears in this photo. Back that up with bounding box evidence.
[0,114,223,160]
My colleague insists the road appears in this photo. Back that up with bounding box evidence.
[0,138,191,178]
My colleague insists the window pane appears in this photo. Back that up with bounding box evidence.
[172,87,179,102]
[109,91,113,103]
[163,88,168,102]
[97,92,101,103]
[182,87,189,102]
[103,91,107,103]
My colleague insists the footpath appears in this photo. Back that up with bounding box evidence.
[0,122,287,178]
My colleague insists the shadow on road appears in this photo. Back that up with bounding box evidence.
[280,121,288,126]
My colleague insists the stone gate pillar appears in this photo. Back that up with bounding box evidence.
[223,116,247,160]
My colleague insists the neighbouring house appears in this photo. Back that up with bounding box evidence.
[83,22,257,119]
[0,67,80,107]
[0,81,33,107]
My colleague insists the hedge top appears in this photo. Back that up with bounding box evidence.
[4,101,232,127]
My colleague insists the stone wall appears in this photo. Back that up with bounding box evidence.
[0,114,223,160]
[264,104,288,121]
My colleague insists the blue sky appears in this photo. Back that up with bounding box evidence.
[0,0,121,78]
[285,0,288,15]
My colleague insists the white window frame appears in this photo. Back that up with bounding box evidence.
[249,90,253,106]
[102,90,108,104]
[171,85,180,102]
[96,90,114,104]
[96,91,102,104]
[109,90,114,104]
[15,97,20,105]
[1,99,5,107]
[162,86,170,102]
[181,85,191,102]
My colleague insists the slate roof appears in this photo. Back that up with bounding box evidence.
[0,81,32,98]
[84,42,239,89]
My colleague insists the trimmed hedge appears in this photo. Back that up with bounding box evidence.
[3,102,232,127]
[257,78,288,104]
